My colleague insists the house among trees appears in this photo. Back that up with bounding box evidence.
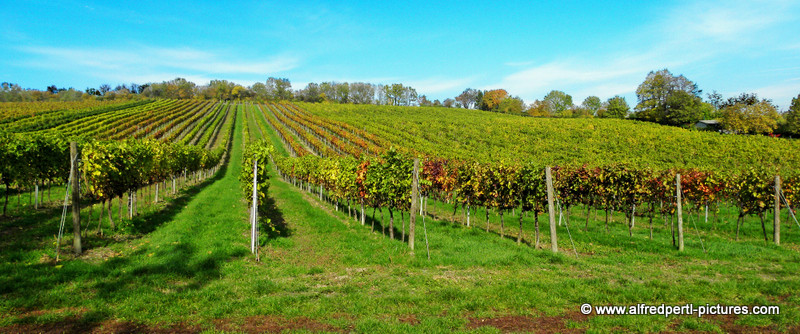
[695,119,722,131]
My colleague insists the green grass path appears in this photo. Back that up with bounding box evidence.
[1,108,252,327]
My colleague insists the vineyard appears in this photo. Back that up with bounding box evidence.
[1,100,799,333]
[252,101,800,253]
[0,99,235,219]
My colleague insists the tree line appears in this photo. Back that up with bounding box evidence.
[4,69,799,135]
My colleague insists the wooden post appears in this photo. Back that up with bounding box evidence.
[409,158,419,251]
[251,159,258,254]
[676,174,684,252]
[775,175,781,246]
[546,166,558,253]
[70,142,82,255]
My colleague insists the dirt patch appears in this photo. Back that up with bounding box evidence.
[705,314,798,334]
[467,312,590,333]
[214,315,343,333]
[661,314,800,334]
[13,307,88,319]
[398,314,420,325]
[2,314,344,334]
[1,316,200,334]
[81,247,124,263]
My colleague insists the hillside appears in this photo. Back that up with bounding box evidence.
[299,102,800,172]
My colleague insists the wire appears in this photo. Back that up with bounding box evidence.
[56,153,77,262]
[779,190,800,230]
[556,199,578,256]
[688,212,707,253]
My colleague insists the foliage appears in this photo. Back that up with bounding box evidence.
[600,96,630,118]
[497,96,525,114]
[663,90,705,126]
[240,139,275,234]
[479,89,508,111]
[719,92,770,110]
[720,101,782,134]
[634,69,702,125]
[456,88,480,109]
[582,96,602,115]
[785,94,800,135]
[83,139,220,201]
[543,90,573,117]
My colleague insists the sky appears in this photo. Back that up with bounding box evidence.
[2,0,800,109]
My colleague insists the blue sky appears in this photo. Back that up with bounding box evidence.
[2,0,800,109]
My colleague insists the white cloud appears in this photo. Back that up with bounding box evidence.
[16,45,299,84]
[492,0,800,103]
[662,0,794,44]
[753,80,800,110]
[489,53,670,101]
[405,77,475,95]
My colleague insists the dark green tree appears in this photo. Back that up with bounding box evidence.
[634,69,701,125]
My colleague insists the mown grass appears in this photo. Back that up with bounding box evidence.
[0,109,799,333]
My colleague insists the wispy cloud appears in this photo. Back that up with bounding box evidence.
[490,53,673,102]
[492,0,800,103]
[15,45,300,85]
[754,80,800,109]
[406,77,476,95]
[660,0,795,45]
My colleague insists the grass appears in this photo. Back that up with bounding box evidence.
[0,109,799,333]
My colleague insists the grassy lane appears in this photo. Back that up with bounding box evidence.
[0,109,253,329]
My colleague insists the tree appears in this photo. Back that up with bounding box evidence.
[455,88,479,109]
[663,90,704,126]
[498,96,525,114]
[379,84,417,106]
[598,96,630,118]
[204,80,235,100]
[786,94,800,135]
[480,89,508,111]
[720,101,781,134]
[706,90,723,110]
[231,85,248,99]
[382,83,417,106]
[443,98,455,108]
[350,82,376,104]
[401,86,418,106]
[129,83,142,94]
[571,106,593,118]
[418,95,432,107]
[85,87,101,96]
[582,96,602,116]
[266,77,292,100]
[334,83,350,103]
[251,82,268,100]
[526,100,549,117]
[719,92,766,109]
[165,78,196,99]
[294,82,322,102]
[634,69,701,125]
[99,84,111,95]
[543,90,573,117]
